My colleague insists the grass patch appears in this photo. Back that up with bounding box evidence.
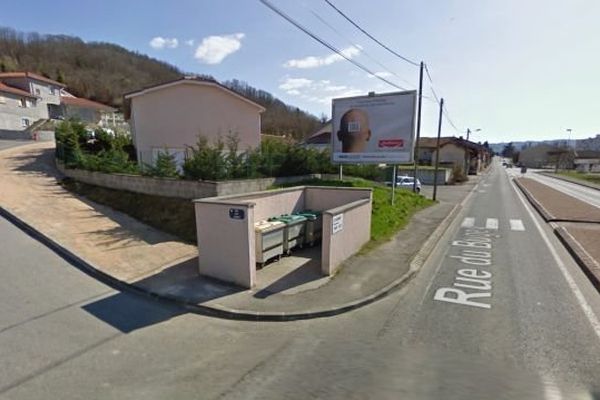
[61,179,197,243]
[557,171,600,185]
[274,178,435,251]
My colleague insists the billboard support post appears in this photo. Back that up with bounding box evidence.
[391,165,397,205]
[433,98,444,201]
[412,61,425,193]
[339,164,343,181]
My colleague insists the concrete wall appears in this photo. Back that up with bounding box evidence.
[129,82,262,167]
[57,163,320,200]
[195,201,255,288]
[193,186,372,288]
[397,168,451,185]
[305,186,372,211]
[322,199,372,275]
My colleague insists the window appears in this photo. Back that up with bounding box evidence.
[21,118,30,127]
[19,98,27,107]
[35,88,41,95]
[50,86,56,95]
[0,95,5,104]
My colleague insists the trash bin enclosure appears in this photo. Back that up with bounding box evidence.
[193,186,372,288]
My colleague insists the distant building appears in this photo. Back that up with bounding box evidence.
[0,71,117,138]
[573,150,600,172]
[518,144,557,168]
[125,76,266,168]
[302,121,331,151]
[418,136,491,174]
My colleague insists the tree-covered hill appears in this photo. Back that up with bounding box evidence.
[0,27,321,140]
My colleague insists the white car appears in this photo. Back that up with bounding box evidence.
[395,176,421,193]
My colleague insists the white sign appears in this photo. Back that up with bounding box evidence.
[332,214,344,234]
[331,91,417,164]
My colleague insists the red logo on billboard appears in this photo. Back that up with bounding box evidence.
[378,139,404,148]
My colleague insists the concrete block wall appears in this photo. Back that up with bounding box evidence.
[56,163,320,200]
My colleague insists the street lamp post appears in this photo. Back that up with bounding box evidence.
[566,128,572,148]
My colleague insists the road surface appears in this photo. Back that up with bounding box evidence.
[1,159,600,399]
[506,167,600,208]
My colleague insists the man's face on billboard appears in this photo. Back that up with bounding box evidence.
[337,109,371,153]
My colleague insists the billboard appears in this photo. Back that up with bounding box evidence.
[331,91,417,164]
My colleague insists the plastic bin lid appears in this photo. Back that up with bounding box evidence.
[270,214,307,223]
[254,220,285,231]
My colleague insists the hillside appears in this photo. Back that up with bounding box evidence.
[0,27,321,140]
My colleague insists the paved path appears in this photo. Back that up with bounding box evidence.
[0,142,197,282]
[0,139,31,152]
[508,168,600,208]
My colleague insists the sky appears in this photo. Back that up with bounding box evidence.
[2,0,599,143]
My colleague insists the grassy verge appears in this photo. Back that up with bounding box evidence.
[274,178,435,251]
[61,178,197,243]
[557,171,600,186]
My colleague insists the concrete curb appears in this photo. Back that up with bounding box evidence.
[553,225,600,292]
[537,172,600,191]
[0,196,464,321]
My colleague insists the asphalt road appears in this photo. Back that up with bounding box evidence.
[1,159,600,399]
[0,139,31,152]
[507,167,600,208]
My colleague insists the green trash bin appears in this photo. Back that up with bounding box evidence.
[293,210,322,246]
[270,214,307,254]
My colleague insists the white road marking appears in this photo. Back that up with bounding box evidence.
[478,190,486,193]
[511,180,600,341]
[461,217,475,228]
[485,218,499,230]
[509,219,525,231]
[483,183,491,187]
[542,376,563,400]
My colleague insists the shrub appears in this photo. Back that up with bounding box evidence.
[449,164,467,184]
[144,151,179,178]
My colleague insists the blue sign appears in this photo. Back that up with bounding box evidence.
[229,208,245,220]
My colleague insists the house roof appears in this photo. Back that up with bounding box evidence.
[123,76,266,112]
[60,96,116,112]
[574,150,600,159]
[0,72,66,87]
[418,137,455,148]
[0,82,37,98]
[305,131,331,145]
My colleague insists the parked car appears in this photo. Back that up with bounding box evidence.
[394,176,421,193]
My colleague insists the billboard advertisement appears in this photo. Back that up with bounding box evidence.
[331,91,417,164]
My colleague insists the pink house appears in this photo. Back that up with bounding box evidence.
[124,76,266,168]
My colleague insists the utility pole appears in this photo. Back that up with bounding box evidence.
[433,98,444,201]
[412,61,424,193]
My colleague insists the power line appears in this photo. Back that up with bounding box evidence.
[259,0,410,91]
[323,0,420,67]
[305,7,415,89]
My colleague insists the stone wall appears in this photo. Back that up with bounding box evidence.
[56,162,320,200]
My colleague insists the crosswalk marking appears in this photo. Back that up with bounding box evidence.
[485,218,499,230]
[510,219,525,231]
[461,217,475,228]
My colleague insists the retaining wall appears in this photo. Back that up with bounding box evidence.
[56,162,321,200]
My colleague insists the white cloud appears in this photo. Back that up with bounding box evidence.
[283,46,361,69]
[367,71,393,79]
[279,78,313,90]
[149,37,179,49]
[194,33,245,64]
[278,77,363,104]
[185,39,195,46]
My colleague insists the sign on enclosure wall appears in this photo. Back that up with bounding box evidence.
[331,91,417,164]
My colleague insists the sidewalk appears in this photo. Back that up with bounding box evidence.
[0,142,478,320]
[515,177,600,290]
